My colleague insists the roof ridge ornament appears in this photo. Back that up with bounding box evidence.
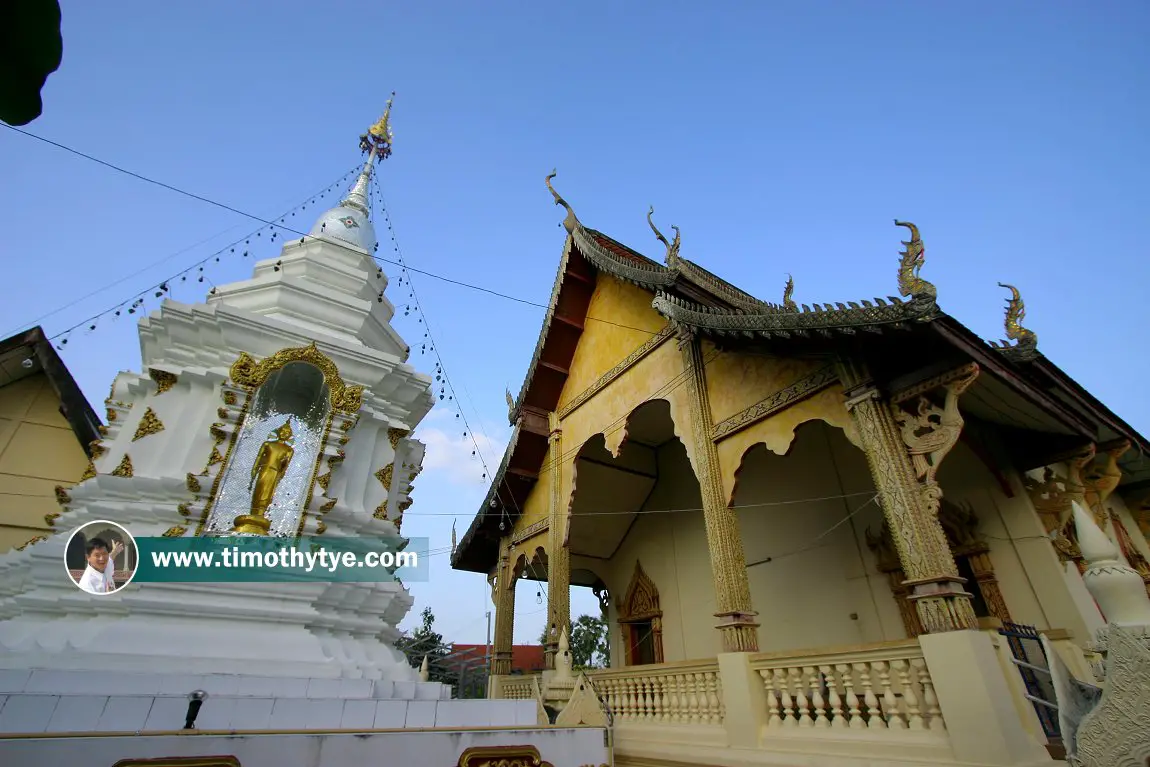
[546,170,578,233]
[783,274,798,312]
[894,220,938,304]
[993,282,1039,362]
[647,206,681,265]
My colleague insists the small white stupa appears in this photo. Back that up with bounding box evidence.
[1071,499,1150,645]
[0,103,552,749]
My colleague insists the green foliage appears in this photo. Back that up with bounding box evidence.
[541,614,610,669]
[0,0,62,125]
[395,606,458,689]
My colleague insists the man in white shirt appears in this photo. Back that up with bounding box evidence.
[77,537,123,594]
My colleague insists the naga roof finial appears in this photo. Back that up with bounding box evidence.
[505,387,517,423]
[647,206,681,265]
[894,220,937,302]
[995,283,1039,361]
[783,274,797,312]
[546,170,578,233]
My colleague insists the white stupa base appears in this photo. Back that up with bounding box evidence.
[0,482,419,683]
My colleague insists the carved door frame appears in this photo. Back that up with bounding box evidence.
[617,560,664,665]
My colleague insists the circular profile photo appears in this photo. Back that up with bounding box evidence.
[64,520,138,595]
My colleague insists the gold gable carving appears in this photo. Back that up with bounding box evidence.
[229,342,364,414]
[620,560,661,621]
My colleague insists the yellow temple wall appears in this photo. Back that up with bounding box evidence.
[0,373,88,553]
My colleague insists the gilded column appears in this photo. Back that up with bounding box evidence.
[678,330,760,652]
[838,359,978,633]
[492,541,517,677]
[544,411,570,668]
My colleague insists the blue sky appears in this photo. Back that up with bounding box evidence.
[2,2,1147,646]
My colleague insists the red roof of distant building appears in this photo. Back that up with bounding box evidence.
[452,644,546,673]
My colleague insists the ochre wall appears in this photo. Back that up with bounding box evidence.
[0,373,88,552]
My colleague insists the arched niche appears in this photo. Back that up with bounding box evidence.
[618,560,663,666]
[205,353,340,537]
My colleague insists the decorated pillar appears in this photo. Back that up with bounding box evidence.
[839,358,978,633]
[677,329,760,652]
[491,541,517,676]
[544,411,570,668]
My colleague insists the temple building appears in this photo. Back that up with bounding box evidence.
[451,173,1150,766]
[0,326,100,553]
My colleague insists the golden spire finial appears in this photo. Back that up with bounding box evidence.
[359,92,396,161]
[647,206,680,265]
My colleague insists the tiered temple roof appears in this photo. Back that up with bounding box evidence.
[451,173,1149,573]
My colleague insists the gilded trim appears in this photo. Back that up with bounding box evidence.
[148,368,178,395]
[162,526,187,538]
[132,407,165,441]
[512,518,549,545]
[229,341,364,414]
[557,324,675,419]
[456,744,554,767]
[111,455,133,477]
[711,364,838,442]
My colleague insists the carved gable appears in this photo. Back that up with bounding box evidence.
[620,560,661,621]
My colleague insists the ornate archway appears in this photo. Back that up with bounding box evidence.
[618,560,663,666]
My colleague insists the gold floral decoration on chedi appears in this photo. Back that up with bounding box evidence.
[229,342,364,414]
[319,498,336,512]
[178,503,192,517]
[222,390,237,406]
[111,455,134,477]
[132,407,165,442]
[186,473,202,494]
[148,368,178,395]
[373,463,394,519]
[163,526,187,538]
[16,535,49,551]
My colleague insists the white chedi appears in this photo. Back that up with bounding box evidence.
[1072,500,1150,632]
[0,143,436,684]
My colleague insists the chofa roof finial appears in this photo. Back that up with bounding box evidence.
[994,283,1039,361]
[546,170,578,233]
[894,220,937,303]
[783,274,797,312]
[647,206,680,265]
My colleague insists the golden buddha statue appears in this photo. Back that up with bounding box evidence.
[232,420,296,535]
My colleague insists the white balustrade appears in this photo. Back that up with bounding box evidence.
[750,640,945,734]
[588,661,724,725]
